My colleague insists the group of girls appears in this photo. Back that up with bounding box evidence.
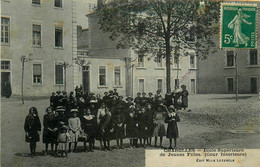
[24,88,184,158]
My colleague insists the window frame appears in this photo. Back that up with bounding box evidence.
[226,51,235,67]
[156,55,163,67]
[189,53,196,69]
[54,0,63,8]
[98,65,107,87]
[54,62,64,85]
[138,78,145,93]
[226,77,234,93]
[113,66,122,87]
[157,78,163,93]
[32,24,41,47]
[249,49,258,66]
[54,26,63,48]
[32,0,41,6]
[1,17,10,44]
[137,55,145,67]
[32,61,43,85]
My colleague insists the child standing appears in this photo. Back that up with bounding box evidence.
[57,125,71,157]
[68,109,81,152]
[125,105,138,149]
[113,108,125,149]
[164,105,180,149]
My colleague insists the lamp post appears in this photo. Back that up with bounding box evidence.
[21,54,32,104]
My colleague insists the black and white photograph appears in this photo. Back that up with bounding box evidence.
[1,0,260,166]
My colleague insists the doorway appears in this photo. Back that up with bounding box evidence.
[1,72,11,97]
[82,66,90,94]
[250,77,257,94]
[191,79,196,94]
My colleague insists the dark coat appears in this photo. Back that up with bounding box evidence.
[181,90,189,108]
[125,113,138,138]
[134,97,142,106]
[136,112,150,138]
[81,115,97,142]
[165,113,180,139]
[100,112,113,141]
[50,95,56,109]
[140,97,148,107]
[112,114,125,139]
[24,114,41,143]
[43,113,58,143]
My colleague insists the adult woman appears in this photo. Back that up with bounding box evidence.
[43,107,58,156]
[24,107,41,157]
[181,85,189,110]
[153,98,167,148]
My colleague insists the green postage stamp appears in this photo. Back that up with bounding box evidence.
[220,3,257,49]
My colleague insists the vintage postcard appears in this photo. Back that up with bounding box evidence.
[1,0,260,167]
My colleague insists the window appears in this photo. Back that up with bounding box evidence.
[33,64,42,84]
[173,56,179,68]
[54,0,62,8]
[157,79,163,92]
[55,27,63,47]
[190,54,195,68]
[156,55,163,67]
[227,78,234,92]
[174,79,179,89]
[55,64,63,84]
[1,61,10,70]
[1,17,10,44]
[114,66,121,86]
[139,79,144,93]
[249,49,258,65]
[99,66,106,86]
[138,55,144,67]
[32,24,41,46]
[32,0,40,5]
[226,51,234,66]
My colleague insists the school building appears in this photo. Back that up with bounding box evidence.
[197,3,260,94]
[74,10,198,97]
[1,0,77,97]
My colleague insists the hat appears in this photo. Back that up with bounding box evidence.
[56,108,65,112]
[142,92,146,95]
[89,100,97,103]
[109,90,113,93]
[181,85,186,89]
[137,92,141,95]
[148,92,153,95]
[70,109,79,113]
[56,90,61,93]
[168,105,175,110]
[126,96,133,101]
[62,90,67,94]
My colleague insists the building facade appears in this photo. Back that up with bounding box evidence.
[75,12,197,97]
[1,0,76,97]
[197,3,260,94]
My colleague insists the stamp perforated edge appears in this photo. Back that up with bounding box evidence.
[219,2,258,50]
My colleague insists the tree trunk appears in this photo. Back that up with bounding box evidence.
[165,37,171,93]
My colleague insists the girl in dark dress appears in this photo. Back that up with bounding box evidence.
[125,105,138,149]
[81,109,96,152]
[164,105,180,149]
[173,89,182,110]
[100,108,113,151]
[181,85,189,110]
[113,110,125,149]
[43,107,58,156]
[136,107,149,147]
[24,107,41,157]
[146,103,155,147]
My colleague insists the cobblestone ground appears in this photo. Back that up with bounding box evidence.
[1,94,260,167]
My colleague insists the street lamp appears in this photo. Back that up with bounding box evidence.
[21,54,32,104]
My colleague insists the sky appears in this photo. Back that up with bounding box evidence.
[76,0,97,29]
